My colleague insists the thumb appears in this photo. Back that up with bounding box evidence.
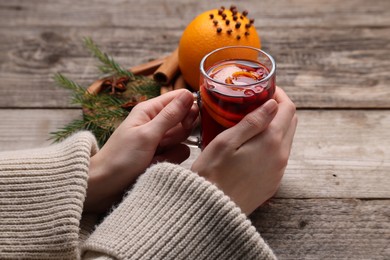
[148,90,194,138]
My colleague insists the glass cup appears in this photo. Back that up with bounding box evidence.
[198,46,276,149]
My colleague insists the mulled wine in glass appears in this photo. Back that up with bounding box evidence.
[199,46,276,149]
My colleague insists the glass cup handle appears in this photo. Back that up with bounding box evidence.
[184,92,202,147]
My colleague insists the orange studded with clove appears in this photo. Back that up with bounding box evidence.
[178,6,261,90]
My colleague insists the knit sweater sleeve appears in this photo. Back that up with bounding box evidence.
[0,132,98,259]
[82,162,276,260]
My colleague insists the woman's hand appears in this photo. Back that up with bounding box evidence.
[85,89,198,213]
[191,87,297,215]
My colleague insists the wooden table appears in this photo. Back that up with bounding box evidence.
[1,0,389,258]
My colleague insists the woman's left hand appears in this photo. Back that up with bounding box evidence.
[85,89,198,213]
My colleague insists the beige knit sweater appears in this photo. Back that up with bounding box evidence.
[0,132,276,259]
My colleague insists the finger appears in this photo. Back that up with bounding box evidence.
[159,123,193,147]
[127,89,193,126]
[152,143,190,164]
[181,103,199,130]
[284,114,298,149]
[277,114,298,167]
[271,87,296,134]
[218,99,278,148]
[148,90,194,138]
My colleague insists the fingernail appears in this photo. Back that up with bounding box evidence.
[177,90,193,108]
[262,99,278,114]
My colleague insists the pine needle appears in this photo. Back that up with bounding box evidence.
[53,73,88,105]
[126,76,161,98]
[50,119,86,143]
[83,37,135,80]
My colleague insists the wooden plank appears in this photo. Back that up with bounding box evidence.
[0,26,389,108]
[251,198,390,259]
[0,0,389,28]
[0,109,81,151]
[279,109,390,198]
[1,109,389,199]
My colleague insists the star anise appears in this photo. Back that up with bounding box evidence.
[101,76,129,94]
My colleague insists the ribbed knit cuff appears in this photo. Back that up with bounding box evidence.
[82,162,276,260]
[0,131,98,259]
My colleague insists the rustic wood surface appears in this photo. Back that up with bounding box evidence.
[0,0,389,259]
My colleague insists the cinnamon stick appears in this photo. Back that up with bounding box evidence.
[130,56,167,76]
[86,56,167,94]
[173,74,187,90]
[153,48,179,85]
[87,78,105,94]
[159,74,186,96]
[160,85,174,95]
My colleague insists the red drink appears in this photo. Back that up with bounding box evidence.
[200,59,275,149]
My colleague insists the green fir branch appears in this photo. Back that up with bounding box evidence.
[51,72,129,145]
[53,73,88,105]
[54,73,85,95]
[126,76,161,98]
[49,118,87,143]
[83,92,126,110]
[50,106,128,146]
[83,37,135,80]
[51,37,161,147]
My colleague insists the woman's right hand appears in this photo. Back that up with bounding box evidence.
[191,87,298,215]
